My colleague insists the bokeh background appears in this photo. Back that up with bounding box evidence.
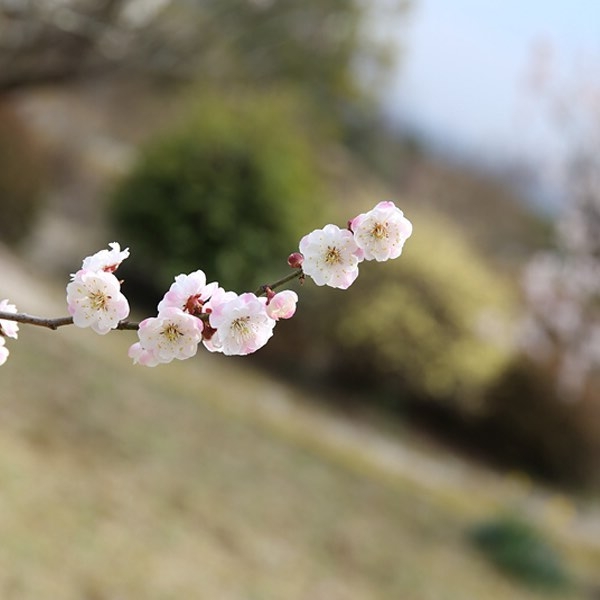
[1,1,599,598]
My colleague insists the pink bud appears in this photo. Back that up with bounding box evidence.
[287,252,304,269]
[266,290,298,320]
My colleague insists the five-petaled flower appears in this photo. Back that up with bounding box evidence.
[134,307,204,364]
[349,201,412,262]
[66,270,130,334]
[299,224,363,289]
[206,292,276,356]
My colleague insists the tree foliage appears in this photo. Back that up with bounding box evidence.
[110,90,327,299]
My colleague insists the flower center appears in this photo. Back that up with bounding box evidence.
[325,246,342,265]
[232,316,251,336]
[89,290,110,311]
[162,323,183,342]
[371,222,388,240]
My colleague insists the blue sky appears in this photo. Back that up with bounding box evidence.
[381,0,600,162]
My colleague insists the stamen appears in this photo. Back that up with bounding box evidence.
[325,246,342,264]
[371,222,388,240]
[89,290,109,311]
[161,323,183,342]
[231,316,252,340]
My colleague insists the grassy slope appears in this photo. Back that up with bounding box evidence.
[0,251,598,600]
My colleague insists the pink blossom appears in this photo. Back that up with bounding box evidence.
[0,337,8,366]
[136,307,203,364]
[157,270,218,315]
[0,299,19,339]
[66,270,130,334]
[199,287,239,353]
[128,342,160,367]
[350,201,412,261]
[299,224,363,289]
[266,290,298,320]
[81,242,130,273]
[202,287,238,319]
[207,292,275,355]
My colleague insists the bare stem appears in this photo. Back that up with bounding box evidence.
[254,269,303,296]
[0,312,140,331]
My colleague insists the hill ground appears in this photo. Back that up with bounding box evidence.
[1,245,599,599]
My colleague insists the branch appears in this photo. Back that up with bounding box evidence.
[0,312,140,331]
[0,269,304,332]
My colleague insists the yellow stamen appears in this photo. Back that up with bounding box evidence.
[371,222,388,240]
[231,316,251,339]
[162,324,182,342]
[325,246,342,265]
[89,290,109,311]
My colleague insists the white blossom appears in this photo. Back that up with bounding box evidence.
[349,201,412,261]
[207,293,275,356]
[299,224,363,289]
[66,270,130,335]
[135,307,203,364]
[157,270,218,315]
[81,242,130,273]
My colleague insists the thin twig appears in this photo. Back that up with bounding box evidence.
[0,312,141,331]
[254,269,303,296]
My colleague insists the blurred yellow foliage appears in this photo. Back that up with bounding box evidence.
[336,211,516,408]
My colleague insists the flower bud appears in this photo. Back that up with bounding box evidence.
[287,252,304,269]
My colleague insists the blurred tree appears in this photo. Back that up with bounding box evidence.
[0,0,409,118]
[110,90,327,299]
[0,102,46,245]
[519,76,600,399]
[0,0,132,89]
[480,69,600,484]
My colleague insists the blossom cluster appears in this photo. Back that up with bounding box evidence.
[300,201,412,289]
[0,202,411,367]
[126,270,298,366]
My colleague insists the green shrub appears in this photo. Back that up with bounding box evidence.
[110,90,327,301]
[0,102,46,246]
[470,515,571,590]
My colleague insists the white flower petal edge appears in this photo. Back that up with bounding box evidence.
[0,337,9,366]
[66,270,130,335]
[350,201,412,261]
[81,242,130,273]
[299,224,362,289]
[0,299,19,339]
[157,270,218,314]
